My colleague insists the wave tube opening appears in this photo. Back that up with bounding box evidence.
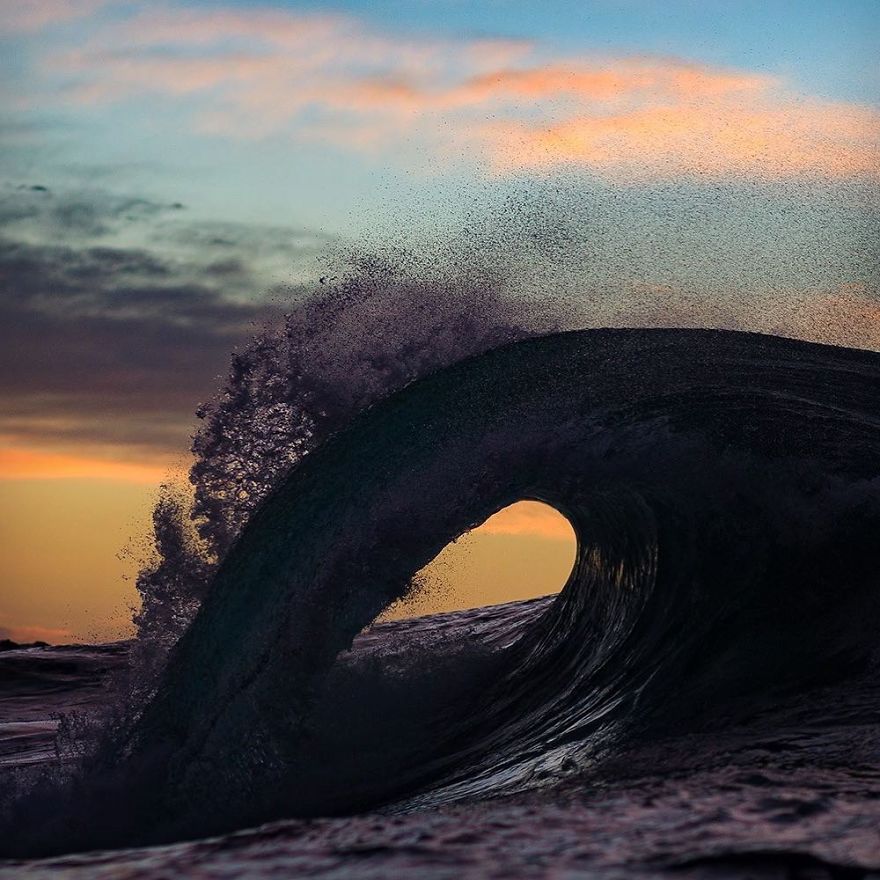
[379,500,578,622]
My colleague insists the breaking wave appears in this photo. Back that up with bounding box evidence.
[7,327,873,855]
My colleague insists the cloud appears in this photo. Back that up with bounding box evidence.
[0,289,263,415]
[0,184,330,280]
[35,4,880,180]
[0,184,184,238]
[482,93,880,180]
[0,185,328,466]
[0,0,107,35]
[762,281,880,352]
[606,279,880,353]
[0,247,270,461]
[0,621,73,644]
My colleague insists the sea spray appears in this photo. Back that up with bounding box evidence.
[133,252,557,688]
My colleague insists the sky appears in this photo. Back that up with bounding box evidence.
[0,0,878,642]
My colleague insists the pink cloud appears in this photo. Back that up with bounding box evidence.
[0,0,108,34]
[0,621,73,644]
[483,96,880,180]
[603,281,880,354]
[765,282,880,351]
[36,4,880,181]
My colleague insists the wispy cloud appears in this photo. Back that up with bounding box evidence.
[35,4,880,180]
[0,185,183,237]
[481,90,880,179]
[0,0,108,35]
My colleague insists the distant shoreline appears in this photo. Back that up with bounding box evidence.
[0,639,51,652]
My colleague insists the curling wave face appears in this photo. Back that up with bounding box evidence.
[9,328,880,854]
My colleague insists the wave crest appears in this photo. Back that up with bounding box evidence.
[113,328,880,842]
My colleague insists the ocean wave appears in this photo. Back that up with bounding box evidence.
[3,328,879,858]
[88,327,879,846]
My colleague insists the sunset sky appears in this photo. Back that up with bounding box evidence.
[1,0,878,642]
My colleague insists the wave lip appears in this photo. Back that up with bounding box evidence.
[12,328,880,853]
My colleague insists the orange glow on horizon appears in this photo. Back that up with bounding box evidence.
[0,445,172,484]
[381,501,578,621]
[478,500,576,541]
[0,622,75,645]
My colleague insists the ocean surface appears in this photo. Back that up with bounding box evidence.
[2,329,880,877]
[2,615,880,878]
